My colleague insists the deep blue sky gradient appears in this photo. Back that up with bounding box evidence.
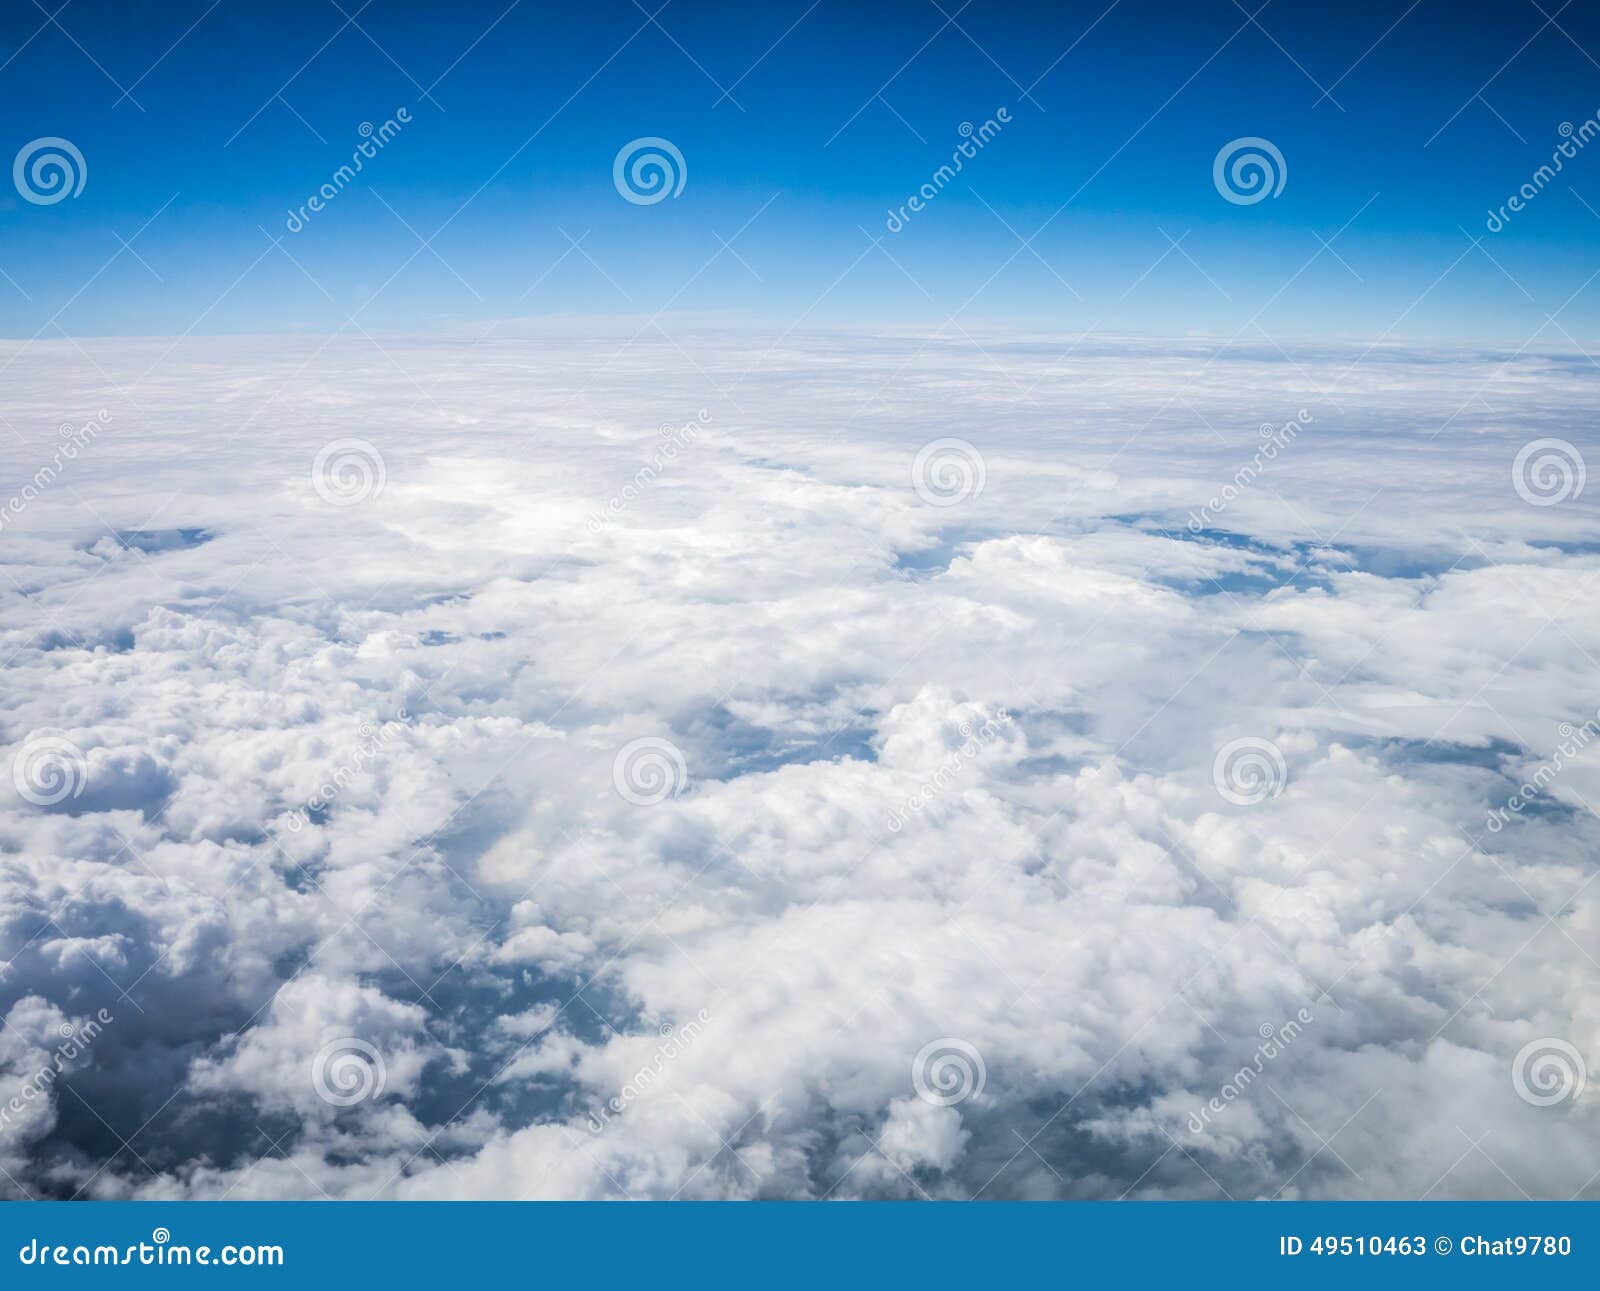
[3,0,1599,338]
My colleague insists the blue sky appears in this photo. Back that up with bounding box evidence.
[6,1,1600,1211]
[3,0,1600,339]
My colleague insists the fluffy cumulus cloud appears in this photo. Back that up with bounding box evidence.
[0,332,1596,1200]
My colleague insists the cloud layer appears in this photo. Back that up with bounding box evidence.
[1,332,1596,1199]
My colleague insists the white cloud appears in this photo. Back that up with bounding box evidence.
[0,334,1596,1200]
